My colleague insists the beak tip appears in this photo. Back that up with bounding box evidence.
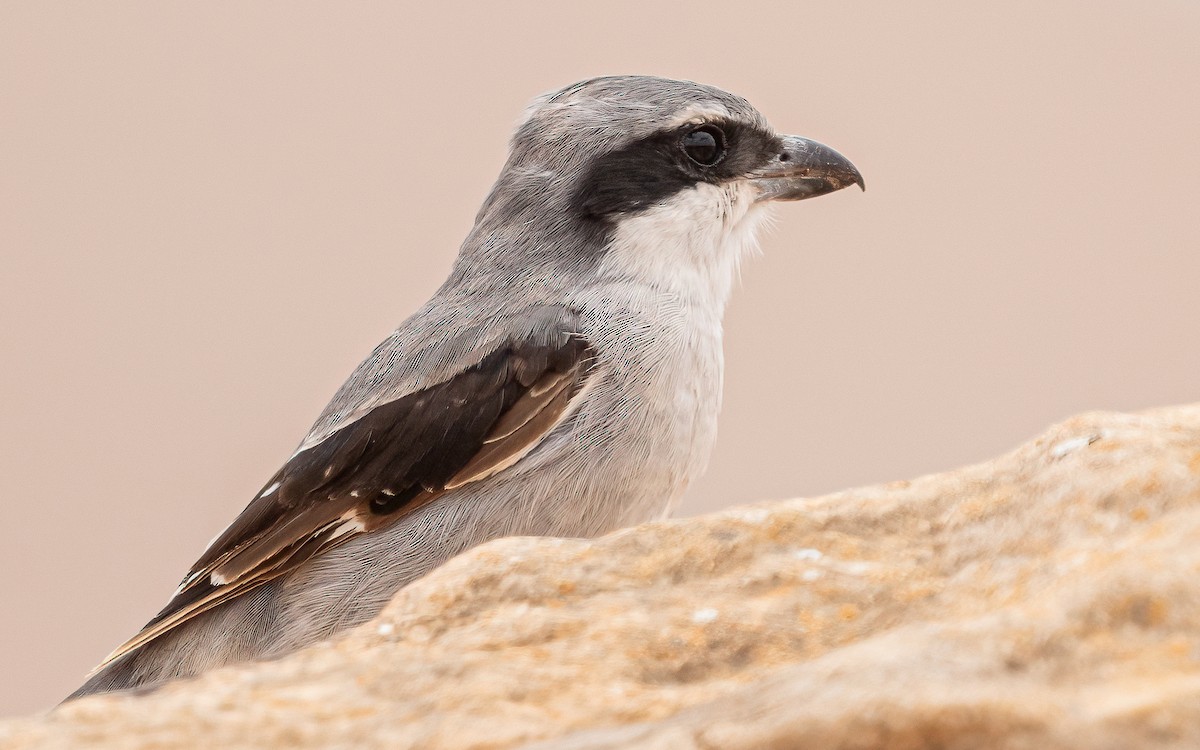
[844,162,865,193]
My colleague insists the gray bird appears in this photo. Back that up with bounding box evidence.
[69,75,862,700]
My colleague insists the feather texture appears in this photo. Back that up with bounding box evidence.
[90,318,595,674]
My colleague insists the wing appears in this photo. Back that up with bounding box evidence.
[93,320,596,672]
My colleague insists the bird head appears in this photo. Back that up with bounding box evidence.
[461,76,863,306]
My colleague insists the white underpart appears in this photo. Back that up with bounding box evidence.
[600,179,769,317]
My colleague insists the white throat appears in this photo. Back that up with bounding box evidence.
[598,181,770,319]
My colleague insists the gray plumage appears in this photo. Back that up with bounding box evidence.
[69,75,862,700]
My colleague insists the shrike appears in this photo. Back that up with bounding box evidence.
[70,75,862,699]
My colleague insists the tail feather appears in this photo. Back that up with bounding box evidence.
[66,650,163,702]
[63,581,282,703]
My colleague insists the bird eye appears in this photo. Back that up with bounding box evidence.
[681,125,726,167]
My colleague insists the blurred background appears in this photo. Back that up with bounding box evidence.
[2,0,1198,715]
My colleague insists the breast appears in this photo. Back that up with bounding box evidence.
[558,283,726,525]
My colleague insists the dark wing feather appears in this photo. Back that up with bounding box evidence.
[92,324,595,671]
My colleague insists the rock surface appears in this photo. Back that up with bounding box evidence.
[4,406,1200,749]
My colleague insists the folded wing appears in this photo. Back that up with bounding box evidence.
[92,318,595,672]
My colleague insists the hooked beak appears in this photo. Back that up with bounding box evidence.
[748,135,865,202]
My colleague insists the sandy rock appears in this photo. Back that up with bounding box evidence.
[4,406,1200,749]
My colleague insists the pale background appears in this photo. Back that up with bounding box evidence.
[2,0,1198,715]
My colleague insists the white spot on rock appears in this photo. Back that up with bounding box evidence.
[836,561,873,576]
[1051,434,1101,459]
[691,608,719,624]
[377,623,395,636]
[733,508,770,524]
[792,548,823,561]
[802,569,822,582]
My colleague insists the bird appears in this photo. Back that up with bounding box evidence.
[68,75,863,700]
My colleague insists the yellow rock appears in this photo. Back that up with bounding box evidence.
[4,406,1200,749]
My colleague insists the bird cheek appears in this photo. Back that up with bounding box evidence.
[719,181,762,230]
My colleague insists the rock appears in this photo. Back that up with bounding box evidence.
[4,406,1200,749]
